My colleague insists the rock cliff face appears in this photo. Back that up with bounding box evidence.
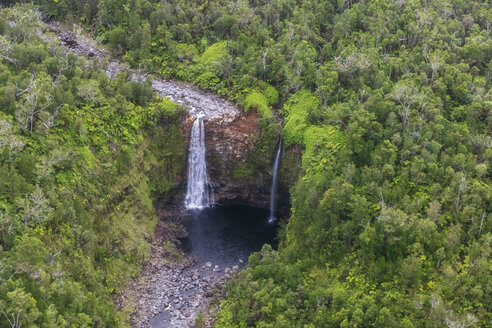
[184,111,273,209]
[208,112,273,209]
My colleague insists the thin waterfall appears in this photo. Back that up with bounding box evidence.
[185,113,211,210]
[268,139,282,223]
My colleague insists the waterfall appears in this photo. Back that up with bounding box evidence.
[268,139,282,223]
[185,113,211,210]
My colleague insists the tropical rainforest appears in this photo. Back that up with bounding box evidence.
[0,0,491,327]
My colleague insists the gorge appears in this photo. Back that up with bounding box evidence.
[47,21,285,327]
[2,2,490,328]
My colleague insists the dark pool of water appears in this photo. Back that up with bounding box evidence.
[149,206,277,328]
[182,205,278,267]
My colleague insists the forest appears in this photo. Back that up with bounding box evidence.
[0,4,187,326]
[1,0,491,327]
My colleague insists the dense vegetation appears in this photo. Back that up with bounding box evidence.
[2,0,491,327]
[0,5,186,327]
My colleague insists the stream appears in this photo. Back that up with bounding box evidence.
[46,22,278,327]
[47,22,239,121]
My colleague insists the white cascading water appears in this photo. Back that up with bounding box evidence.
[268,139,282,223]
[185,113,211,210]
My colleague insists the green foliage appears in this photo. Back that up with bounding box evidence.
[302,126,345,177]
[243,91,272,119]
[7,0,492,327]
[108,26,127,51]
[282,90,320,146]
[198,41,227,66]
[0,6,186,327]
[261,84,279,106]
[194,71,220,90]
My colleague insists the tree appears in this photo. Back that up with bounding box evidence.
[455,172,469,208]
[108,26,128,53]
[0,36,19,67]
[15,73,55,134]
[15,187,53,229]
[429,51,444,84]
[42,304,67,328]
[0,116,24,161]
[316,64,338,107]
[0,288,41,328]
[0,203,19,246]
[4,4,44,42]
[390,80,427,128]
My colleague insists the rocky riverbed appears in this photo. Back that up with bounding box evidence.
[117,245,242,328]
[46,21,240,121]
[114,198,246,328]
[115,198,276,328]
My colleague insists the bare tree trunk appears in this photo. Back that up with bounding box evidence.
[2,310,22,328]
[262,49,268,81]
[479,212,485,236]
[436,248,443,268]
[468,217,475,235]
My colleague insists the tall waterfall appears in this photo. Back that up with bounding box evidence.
[268,139,282,223]
[185,114,211,210]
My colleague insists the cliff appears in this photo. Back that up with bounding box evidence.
[207,112,271,208]
[182,111,275,209]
